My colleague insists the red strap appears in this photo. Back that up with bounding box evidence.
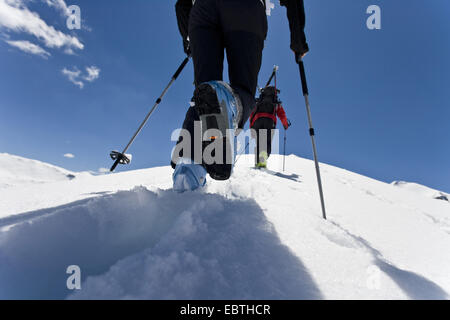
[250,112,277,128]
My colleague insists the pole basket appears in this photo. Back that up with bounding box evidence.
[109,151,132,172]
[110,151,132,164]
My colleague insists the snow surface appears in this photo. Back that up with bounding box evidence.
[392,181,449,202]
[0,153,90,189]
[0,153,449,299]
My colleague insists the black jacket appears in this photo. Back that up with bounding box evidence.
[175,0,192,53]
[175,0,309,55]
[279,0,309,55]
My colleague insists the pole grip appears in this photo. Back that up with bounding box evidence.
[172,57,190,80]
[299,61,309,96]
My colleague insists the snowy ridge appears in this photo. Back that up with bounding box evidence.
[392,181,449,202]
[0,153,90,189]
[0,154,449,299]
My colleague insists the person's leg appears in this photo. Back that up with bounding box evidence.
[267,128,274,157]
[220,0,268,128]
[252,117,274,167]
[189,0,224,85]
[172,0,224,168]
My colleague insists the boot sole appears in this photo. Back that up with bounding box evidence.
[194,83,233,181]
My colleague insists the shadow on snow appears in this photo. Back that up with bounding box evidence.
[328,221,449,300]
[0,187,321,300]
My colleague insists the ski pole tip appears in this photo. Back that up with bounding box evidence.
[110,159,120,172]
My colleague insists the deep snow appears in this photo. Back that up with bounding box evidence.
[0,153,449,299]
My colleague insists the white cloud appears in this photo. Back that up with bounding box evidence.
[0,0,83,52]
[64,47,74,55]
[84,66,100,82]
[64,153,75,159]
[62,66,100,89]
[43,0,70,16]
[6,40,50,58]
[98,168,109,174]
[62,67,84,88]
[44,0,93,32]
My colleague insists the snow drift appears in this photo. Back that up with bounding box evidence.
[0,153,88,189]
[0,154,449,299]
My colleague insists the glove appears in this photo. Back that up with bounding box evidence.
[176,0,192,56]
[294,45,309,63]
[183,38,191,56]
[284,119,292,130]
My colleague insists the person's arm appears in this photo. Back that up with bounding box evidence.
[277,105,290,130]
[280,0,309,61]
[175,0,193,55]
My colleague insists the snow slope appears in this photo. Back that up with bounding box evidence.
[0,153,89,189]
[0,154,449,300]
[392,181,449,202]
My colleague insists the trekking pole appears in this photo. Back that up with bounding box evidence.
[283,131,286,171]
[298,59,327,220]
[110,56,190,172]
[235,141,250,164]
[265,65,279,88]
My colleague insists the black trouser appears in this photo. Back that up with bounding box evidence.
[172,0,267,169]
[252,117,275,164]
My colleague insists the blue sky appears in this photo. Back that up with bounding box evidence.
[1,0,449,192]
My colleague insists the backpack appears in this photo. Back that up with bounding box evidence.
[250,86,281,127]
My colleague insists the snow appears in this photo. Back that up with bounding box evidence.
[0,153,90,189]
[0,153,449,299]
[392,181,449,202]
